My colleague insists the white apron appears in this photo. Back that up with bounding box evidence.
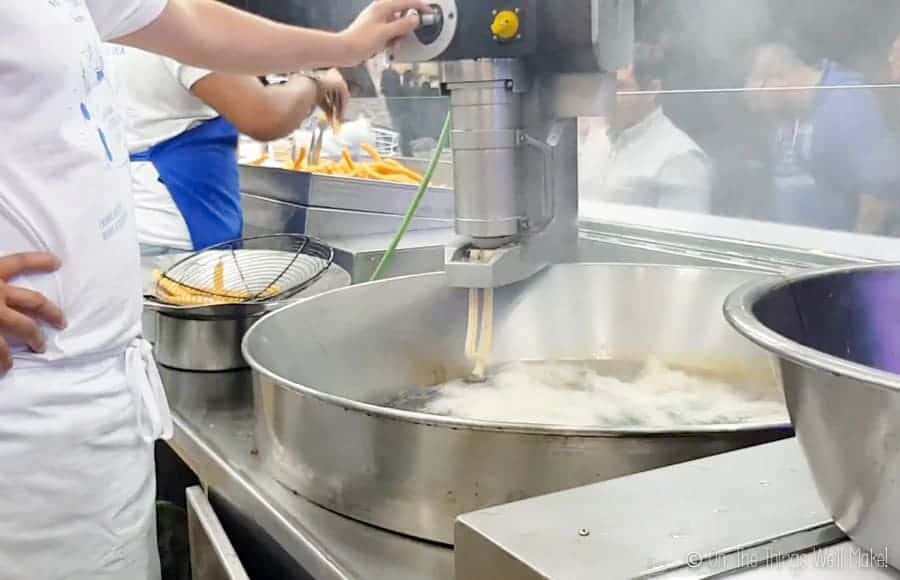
[0,340,172,580]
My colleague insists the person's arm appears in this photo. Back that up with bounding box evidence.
[0,253,66,372]
[191,69,349,142]
[116,0,428,74]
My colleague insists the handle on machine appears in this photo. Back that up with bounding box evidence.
[517,123,561,234]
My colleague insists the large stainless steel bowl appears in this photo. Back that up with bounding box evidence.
[725,263,900,569]
[245,264,791,544]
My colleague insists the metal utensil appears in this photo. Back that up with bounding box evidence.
[307,117,327,166]
[725,263,900,571]
[155,234,334,305]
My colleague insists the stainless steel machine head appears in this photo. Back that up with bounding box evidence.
[390,0,633,287]
[391,0,631,73]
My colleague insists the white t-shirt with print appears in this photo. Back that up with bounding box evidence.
[579,108,712,216]
[0,0,167,366]
[112,47,217,249]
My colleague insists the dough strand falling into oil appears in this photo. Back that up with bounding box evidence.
[472,288,493,380]
[463,250,495,382]
[465,288,479,361]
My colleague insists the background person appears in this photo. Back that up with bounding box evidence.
[746,42,900,233]
[118,46,349,255]
[581,44,712,215]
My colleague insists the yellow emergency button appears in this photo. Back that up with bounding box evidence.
[491,10,520,41]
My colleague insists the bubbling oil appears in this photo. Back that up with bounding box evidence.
[387,358,788,429]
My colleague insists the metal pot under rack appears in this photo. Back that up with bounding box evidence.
[143,234,350,372]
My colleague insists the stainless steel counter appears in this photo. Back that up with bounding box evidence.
[164,369,453,580]
[577,222,863,273]
[457,438,899,580]
[326,229,451,282]
[165,368,899,580]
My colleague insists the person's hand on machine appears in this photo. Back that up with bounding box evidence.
[0,253,66,372]
[341,0,432,62]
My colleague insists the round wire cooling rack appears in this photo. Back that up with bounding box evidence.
[154,234,334,306]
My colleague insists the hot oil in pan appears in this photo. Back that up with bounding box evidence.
[383,360,643,413]
[385,358,644,409]
[384,358,789,429]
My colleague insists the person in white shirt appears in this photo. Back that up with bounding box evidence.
[0,1,426,579]
[581,44,712,214]
[115,46,349,254]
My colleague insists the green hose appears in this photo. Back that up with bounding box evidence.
[369,112,452,282]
